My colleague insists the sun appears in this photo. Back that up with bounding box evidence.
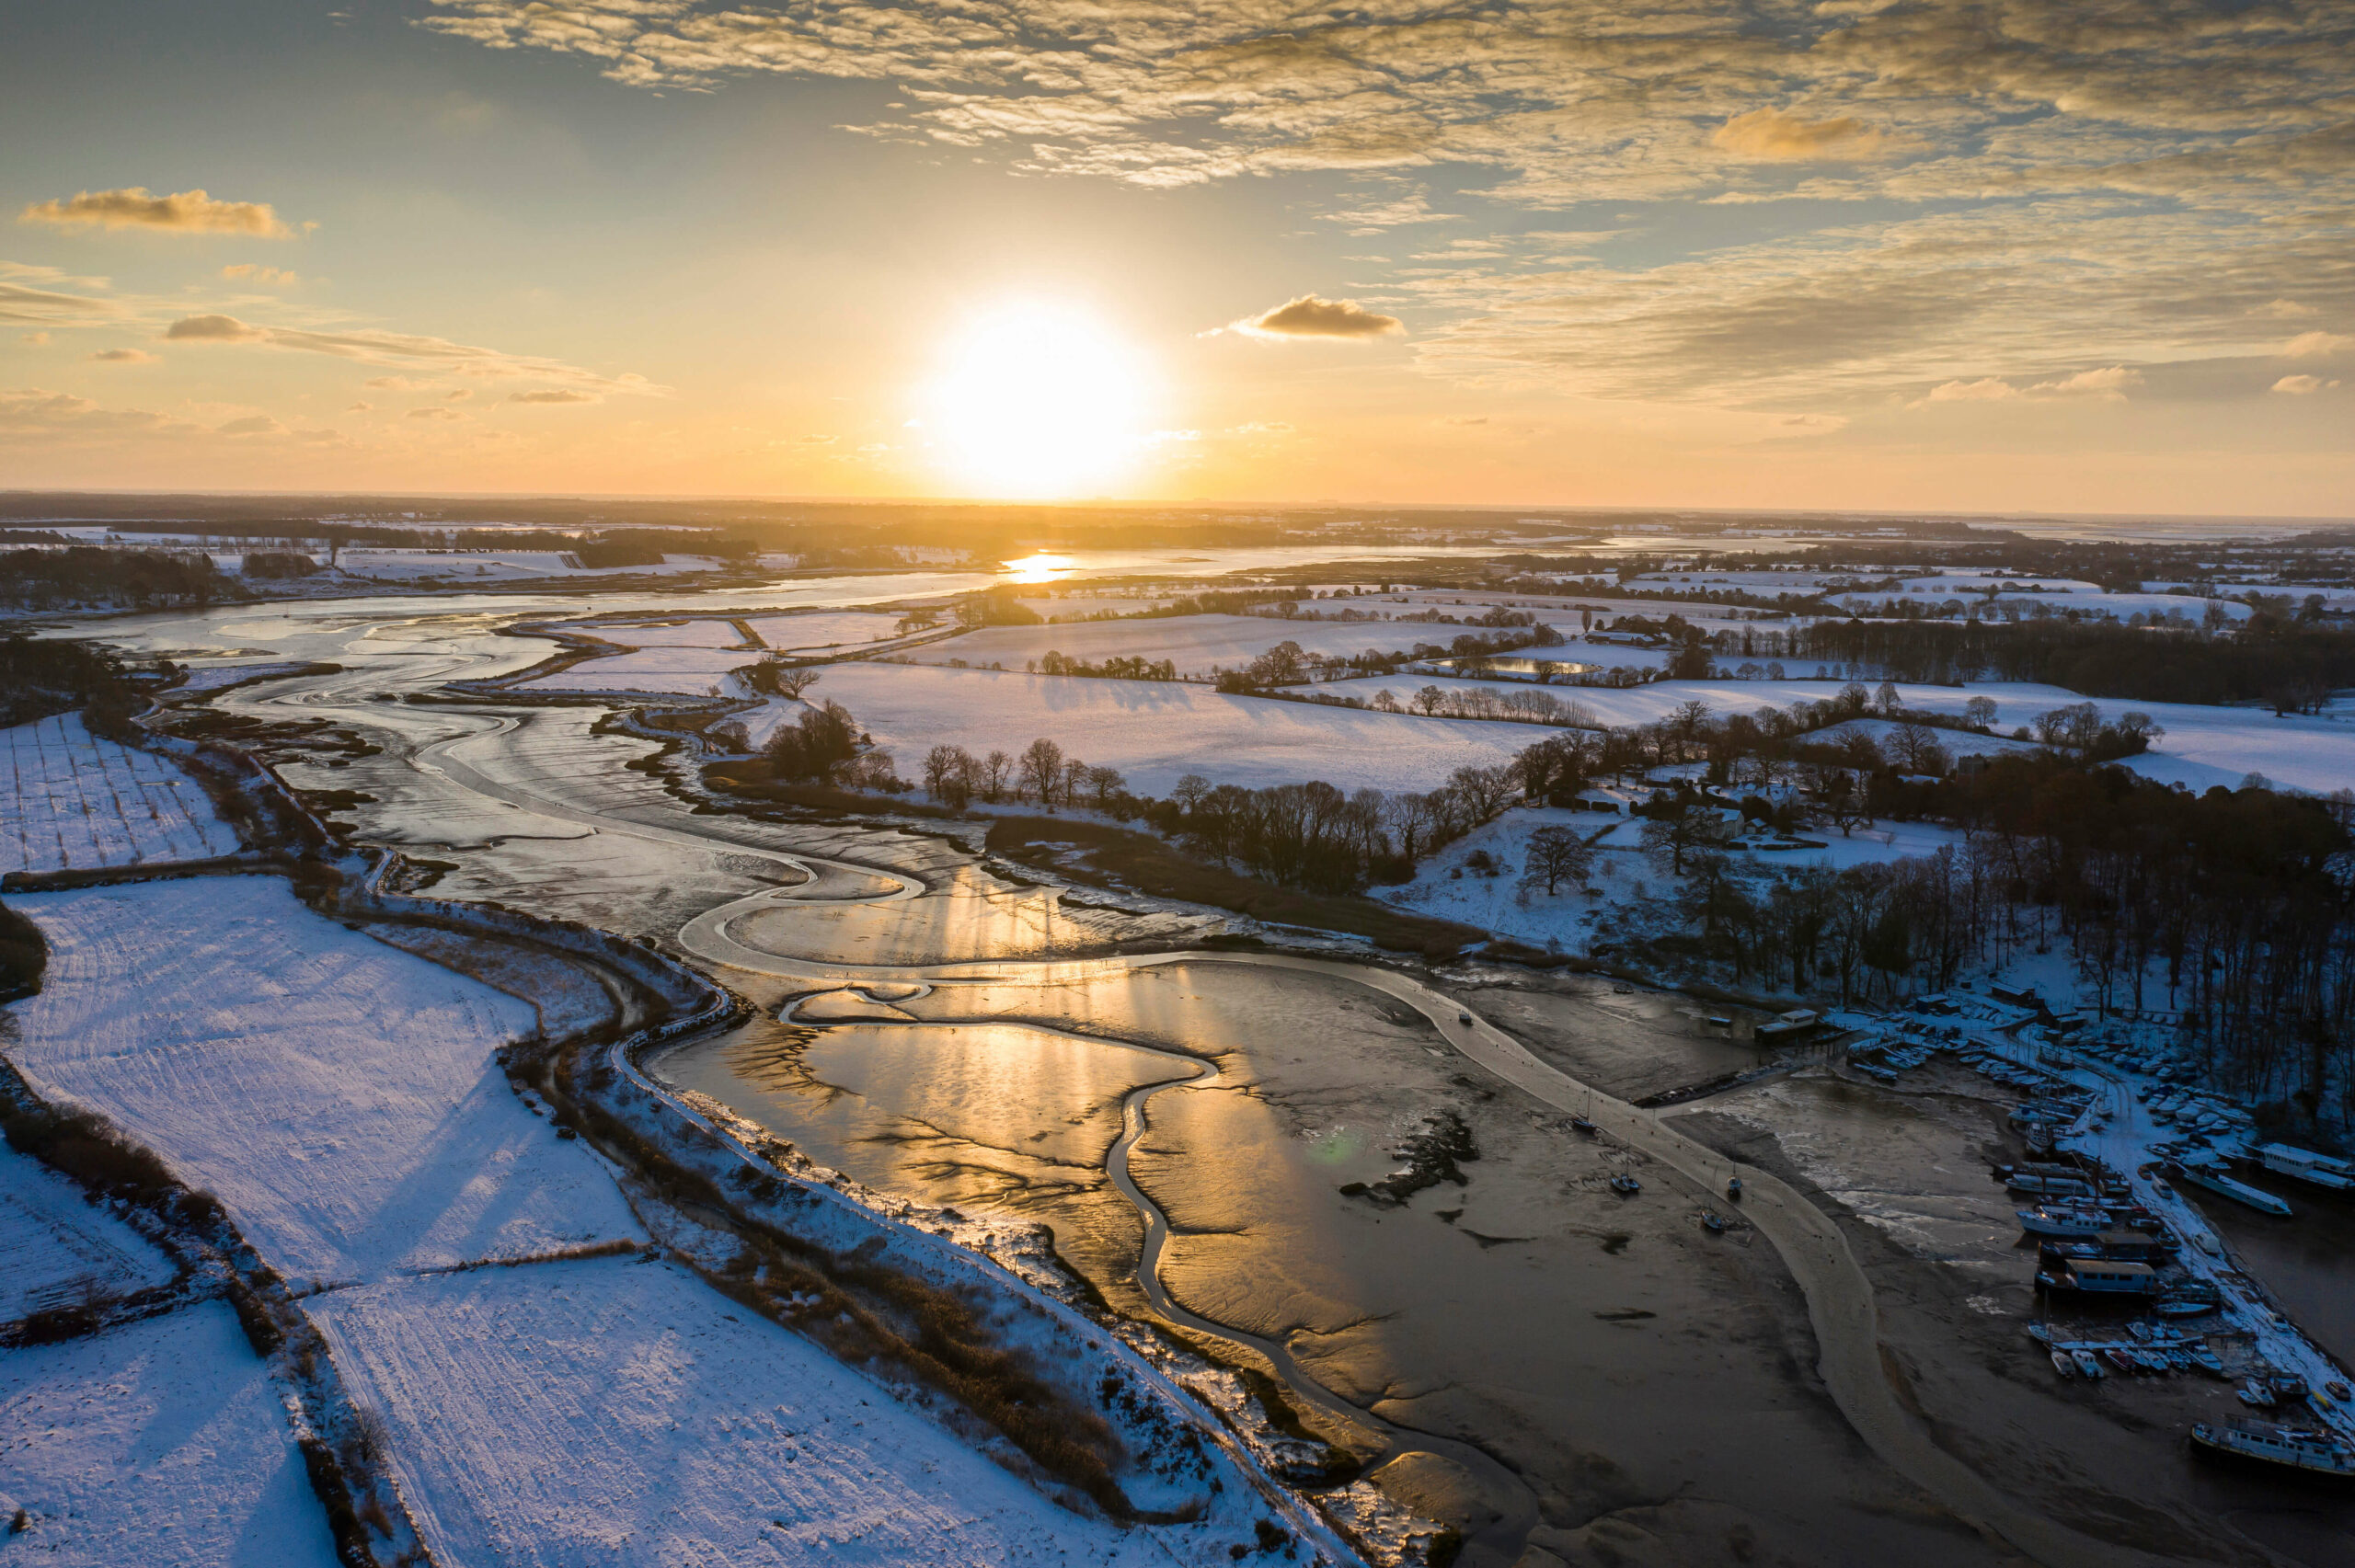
[925,303,1151,498]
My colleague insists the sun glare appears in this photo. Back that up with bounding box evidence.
[925,304,1151,498]
[1003,552,1075,584]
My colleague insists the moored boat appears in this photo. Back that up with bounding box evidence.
[2247,1143,2355,1193]
[2072,1349,2106,1379]
[2168,1160,2292,1217]
[1608,1173,1642,1196]
[2017,1206,2108,1238]
[2191,1420,2355,1481]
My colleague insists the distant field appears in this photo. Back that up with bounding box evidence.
[902,612,1447,676]
[783,662,1558,795]
[0,715,240,875]
[744,610,907,650]
[519,644,763,696]
[1311,674,2355,795]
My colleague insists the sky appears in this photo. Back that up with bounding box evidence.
[1,0,2349,514]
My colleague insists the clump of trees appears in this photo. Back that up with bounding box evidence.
[1036,650,1177,681]
[0,547,231,611]
[919,738,1126,814]
[761,697,906,793]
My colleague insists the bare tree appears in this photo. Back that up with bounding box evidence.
[1172,773,1213,811]
[775,666,821,702]
[982,749,1013,802]
[1523,824,1593,894]
[1019,737,1065,805]
[1087,764,1126,810]
[924,744,974,808]
[1874,679,1902,716]
[1962,694,1998,731]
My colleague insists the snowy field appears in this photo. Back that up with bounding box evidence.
[334,549,719,582]
[746,611,909,650]
[780,663,1559,795]
[0,715,241,875]
[6,877,641,1281]
[519,645,763,697]
[556,618,752,649]
[1305,674,2355,795]
[312,1256,1248,1568]
[903,612,1445,676]
[0,1141,174,1321]
[1381,807,1975,948]
[0,1300,340,1566]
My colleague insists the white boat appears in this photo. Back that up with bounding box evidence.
[1757,1009,1820,1040]
[2169,1161,2293,1218]
[2017,1206,2108,1238]
[2072,1349,2106,1379]
[2191,1420,2355,1480]
[2249,1143,2355,1193]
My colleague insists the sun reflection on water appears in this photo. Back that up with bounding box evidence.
[1002,552,1076,585]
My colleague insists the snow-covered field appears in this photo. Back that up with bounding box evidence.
[746,611,907,650]
[312,1256,1240,1568]
[6,877,641,1281]
[520,645,763,697]
[1304,675,2355,795]
[903,612,1442,676]
[0,715,241,875]
[781,663,1559,795]
[557,618,752,649]
[0,1300,341,1566]
[0,1142,174,1321]
[335,549,719,582]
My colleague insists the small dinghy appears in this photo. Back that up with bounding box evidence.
[1608,1173,1642,1196]
[1726,1176,1743,1201]
[1570,1116,1598,1135]
[1701,1210,1728,1233]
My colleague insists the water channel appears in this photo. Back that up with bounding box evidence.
[59,578,2355,1568]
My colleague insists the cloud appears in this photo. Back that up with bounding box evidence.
[89,348,157,363]
[1229,294,1404,340]
[1924,377,2023,403]
[2252,299,2316,319]
[412,0,2355,414]
[222,263,301,286]
[444,388,472,401]
[0,385,196,440]
[1713,109,1893,163]
[2272,373,2338,394]
[19,332,50,346]
[365,375,426,390]
[216,414,288,437]
[508,388,598,404]
[162,314,663,394]
[20,188,293,237]
[2284,330,2354,358]
[165,314,265,342]
[347,400,373,412]
[2031,365,2142,398]
[407,406,463,420]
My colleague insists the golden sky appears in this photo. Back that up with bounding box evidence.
[2,0,2349,513]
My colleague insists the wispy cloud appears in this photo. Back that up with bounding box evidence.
[163,313,665,395]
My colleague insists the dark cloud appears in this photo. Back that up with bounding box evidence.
[1233,294,1404,339]
[507,388,597,403]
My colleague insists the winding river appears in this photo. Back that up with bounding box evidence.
[78,595,2193,1568]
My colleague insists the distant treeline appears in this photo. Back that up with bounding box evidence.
[1788,619,2355,710]
[0,546,233,612]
